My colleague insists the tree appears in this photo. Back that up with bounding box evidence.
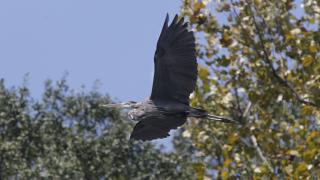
[174,0,320,179]
[0,79,195,179]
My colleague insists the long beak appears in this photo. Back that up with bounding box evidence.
[100,103,122,108]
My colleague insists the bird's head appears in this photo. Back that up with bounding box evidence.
[100,101,137,109]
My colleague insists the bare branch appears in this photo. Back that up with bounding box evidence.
[241,102,274,173]
[242,102,252,118]
[250,135,274,172]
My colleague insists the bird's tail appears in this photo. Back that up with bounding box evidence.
[189,107,238,124]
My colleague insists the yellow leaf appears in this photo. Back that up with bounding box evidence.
[198,66,210,79]
[194,1,206,11]
[310,45,317,53]
[303,149,317,162]
[193,163,205,180]
[254,0,262,4]
[228,133,239,144]
[296,163,307,173]
[309,17,315,24]
[301,105,313,116]
[307,131,320,141]
[224,158,232,168]
[285,33,295,43]
[286,71,293,81]
[302,55,313,67]
[221,170,228,180]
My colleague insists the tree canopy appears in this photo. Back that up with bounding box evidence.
[173,0,320,179]
[0,79,194,179]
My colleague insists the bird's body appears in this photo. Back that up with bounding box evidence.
[127,99,188,140]
[128,100,189,122]
[103,14,236,141]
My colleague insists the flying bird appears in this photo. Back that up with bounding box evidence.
[103,14,236,141]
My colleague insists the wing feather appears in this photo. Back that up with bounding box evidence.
[130,115,186,141]
[150,14,197,105]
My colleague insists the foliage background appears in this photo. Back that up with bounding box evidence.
[1,0,319,179]
[0,79,195,179]
[174,0,320,179]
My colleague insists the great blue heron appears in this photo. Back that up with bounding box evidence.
[103,14,237,141]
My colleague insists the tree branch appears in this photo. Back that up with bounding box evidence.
[242,102,274,173]
[240,0,319,108]
[250,135,273,172]
[242,101,252,118]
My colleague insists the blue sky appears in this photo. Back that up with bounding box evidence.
[0,0,181,149]
[0,0,180,100]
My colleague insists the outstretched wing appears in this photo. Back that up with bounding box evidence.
[150,14,197,105]
[130,115,186,141]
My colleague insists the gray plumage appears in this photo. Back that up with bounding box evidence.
[103,14,236,141]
